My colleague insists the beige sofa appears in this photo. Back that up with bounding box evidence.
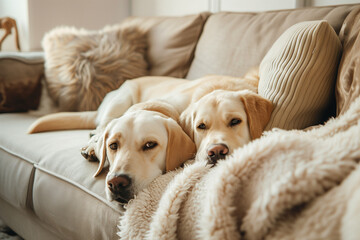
[1,4,360,240]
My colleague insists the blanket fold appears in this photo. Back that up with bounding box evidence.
[118,96,360,240]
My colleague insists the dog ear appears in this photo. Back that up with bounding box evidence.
[239,91,273,139]
[179,105,196,140]
[93,131,108,177]
[128,100,180,122]
[165,118,196,172]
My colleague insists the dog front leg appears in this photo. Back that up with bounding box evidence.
[81,126,106,162]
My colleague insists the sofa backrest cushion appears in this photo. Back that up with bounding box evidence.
[123,13,210,78]
[186,5,355,80]
[259,21,342,130]
[336,6,360,116]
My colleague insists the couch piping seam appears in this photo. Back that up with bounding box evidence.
[0,145,122,213]
[0,145,38,165]
[34,164,123,213]
[0,57,44,65]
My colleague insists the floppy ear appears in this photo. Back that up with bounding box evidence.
[179,105,195,140]
[127,100,180,122]
[93,131,108,177]
[165,118,196,172]
[239,91,273,139]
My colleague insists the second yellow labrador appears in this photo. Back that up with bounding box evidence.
[180,89,273,164]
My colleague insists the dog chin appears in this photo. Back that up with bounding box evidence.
[105,177,159,204]
[105,187,133,205]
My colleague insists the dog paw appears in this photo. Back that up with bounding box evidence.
[81,146,98,162]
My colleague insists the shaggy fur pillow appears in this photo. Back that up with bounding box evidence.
[42,23,148,111]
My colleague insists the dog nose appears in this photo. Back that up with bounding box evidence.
[207,143,229,164]
[107,174,132,194]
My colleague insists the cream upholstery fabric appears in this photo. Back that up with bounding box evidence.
[259,21,342,130]
[0,198,63,240]
[123,13,209,78]
[0,150,33,209]
[337,6,360,115]
[0,113,123,239]
[186,5,354,80]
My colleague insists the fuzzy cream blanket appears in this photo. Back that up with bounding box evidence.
[118,96,360,240]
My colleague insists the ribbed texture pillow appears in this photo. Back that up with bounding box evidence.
[259,20,342,130]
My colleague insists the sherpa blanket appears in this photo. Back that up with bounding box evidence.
[118,96,360,240]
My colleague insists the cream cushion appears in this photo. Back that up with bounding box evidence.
[259,20,342,130]
[186,6,354,80]
[0,113,122,239]
[123,13,210,78]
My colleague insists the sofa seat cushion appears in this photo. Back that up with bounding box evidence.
[186,5,355,80]
[0,149,34,209]
[0,113,122,239]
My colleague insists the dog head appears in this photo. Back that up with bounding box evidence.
[180,90,273,164]
[95,102,196,204]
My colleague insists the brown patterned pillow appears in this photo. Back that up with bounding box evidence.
[0,52,44,113]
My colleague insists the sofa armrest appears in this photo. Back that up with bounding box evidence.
[0,52,44,112]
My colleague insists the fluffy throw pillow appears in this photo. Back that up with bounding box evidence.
[42,23,148,111]
[259,20,342,130]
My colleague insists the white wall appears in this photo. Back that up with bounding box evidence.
[131,0,208,16]
[131,0,360,16]
[0,0,130,51]
[305,0,360,6]
[220,0,304,12]
[0,0,29,51]
[1,0,359,52]
[27,0,130,51]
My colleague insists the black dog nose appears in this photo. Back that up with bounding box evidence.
[207,143,229,164]
[107,174,132,194]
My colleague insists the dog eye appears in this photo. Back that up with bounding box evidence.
[197,123,207,130]
[143,141,158,151]
[229,118,242,127]
[109,143,118,150]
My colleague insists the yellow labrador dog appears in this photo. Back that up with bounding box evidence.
[96,102,195,203]
[29,97,196,203]
[180,89,273,164]
[28,71,267,203]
